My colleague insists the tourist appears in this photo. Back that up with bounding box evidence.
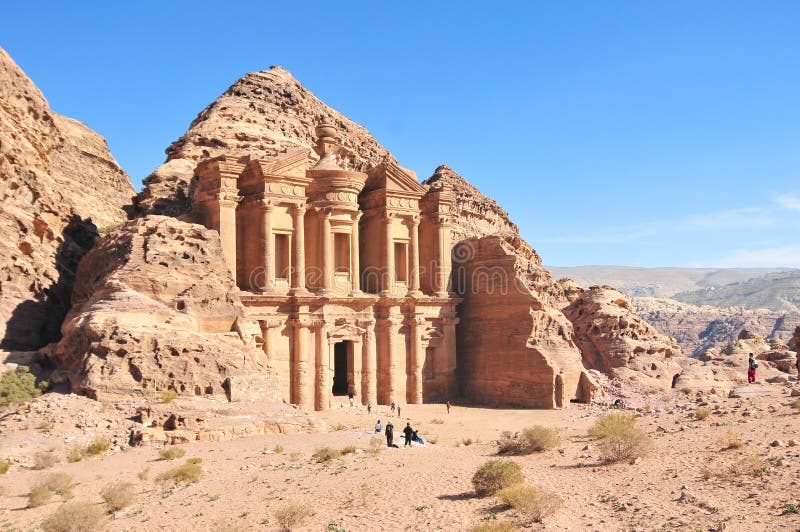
[375,419,381,433]
[348,392,354,407]
[390,401,396,413]
[385,420,394,447]
[747,353,758,383]
[446,400,451,414]
[403,422,414,446]
[367,403,372,415]
[397,405,401,417]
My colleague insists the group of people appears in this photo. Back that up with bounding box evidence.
[376,419,425,447]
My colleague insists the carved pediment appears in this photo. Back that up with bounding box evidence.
[259,148,311,178]
[365,161,426,195]
[329,322,365,339]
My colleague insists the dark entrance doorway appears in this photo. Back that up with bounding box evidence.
[332,341,350,396]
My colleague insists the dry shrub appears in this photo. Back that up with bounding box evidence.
[312,446,341,463]
[28,486,53,507]
[427,434,439,444]
[273,444,284,454]
[33,451,59,470]
[331,422,348,431]
[728,455,770,478]
[461,438,474,446]
[85,437,110,457]
[717,431,744,450]
[472,459,524,497]
[274,502,313,531]
[186,457,202,464]
[36,472,74,495]
[498,426,560,455]
[792,398,800,412]
[340,445,357,456]
[66,445,83,463]
[469,523,519,532]
[41,501,105,532]
[158,447,186,461]
[694,407,711,420]
[100,481,136,511]
[0,459,9,475]
[359,483,372,505]
[368,437,383,454]
[160,389,178,404]
[431,418,445,424]
[288,452,303,462]
[156,460,202,484]
[137,467,150,480]
[498,484,563,522]
[589,413,650,464]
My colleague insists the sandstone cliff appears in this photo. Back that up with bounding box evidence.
[43,216,272,401]
[792,326,800,351]
[135,66,395,217]
[561,285,683,388]
[0,47,135,351]
[633,296,800,357]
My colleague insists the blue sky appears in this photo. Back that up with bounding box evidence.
[3,1,799,267]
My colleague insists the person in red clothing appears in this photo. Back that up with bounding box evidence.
[747,353,758,383]
[446,400,451,414]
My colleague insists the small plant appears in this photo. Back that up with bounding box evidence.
[431,418,445,424]
[472,459,524,496]
[101,481,136,511]
[84,437,111,456]
[32,450,59,470]
[331,422,348,431]
[368,437,383,454]
[784,504,800,515]
[717,431,744,450]
[0,459,9,475]
[680,387,692,396]
[158,447,186,461]
[792,398,800,412]
[498,426,560,455]
[36,472,74,495]
[288,452,303,462]
[498,483,563,522]
[339,445,357,455]
[359,483,372,505]
[160,389,178,404]
[274,502,313,531]
[273,444,284,454]
[427,434,439,444]
[138,467,150,480]
[66,445,83,463]
[312,446,342,463]
[41,501,105,532]
[729,455,770,478]
[589,413,650,464]
[36,422,53,432]
[28,486,53,507]
[461,438,474,446]
[186,457,202,464]
[694,407,711,420]
[0,366,43,408]
[156,460,202,484]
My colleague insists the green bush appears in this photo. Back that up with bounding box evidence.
[0,366,43,408]
[498,426,560,455]
[160,389,178,404]
[156,460,202,484]
[84,437,111,456]
[472,459,524,496]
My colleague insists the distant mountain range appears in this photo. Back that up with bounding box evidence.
[548,266,800,356]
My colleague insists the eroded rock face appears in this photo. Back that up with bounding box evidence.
[561,285,683,388]
[453,237,597,407]
[791,326,800,351]
[0,47,135,350]
[135,66,395,217]
[43,216,272,401]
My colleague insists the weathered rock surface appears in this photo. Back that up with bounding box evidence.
[792,326,800,351]
[42,216,274,401]
[135,66,394,217]
[633,296,800,357]
[0,47,135,350]
[561,285,683,388]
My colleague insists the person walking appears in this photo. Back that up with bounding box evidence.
[385,420,394,447]
[375,419,382,433]
[397,405,401,418]
[747,353,759,383]
[390,401,396,414]
[446,400,451,414]
[403,422,414,447]
[367,403,372,415]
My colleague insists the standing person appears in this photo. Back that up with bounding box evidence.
[375,419,382,433]
[403,422,414,446]
[367,404,372,415]
[390,401,396,414]
[348,392,354,408]
[446,400,451,414]
[397,405,401,418]
[747,353,758,383]
[385,420,394,447]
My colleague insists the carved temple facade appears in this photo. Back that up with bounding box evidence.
[192,122,460,410]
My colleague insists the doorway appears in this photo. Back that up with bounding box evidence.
[332,341,350,396]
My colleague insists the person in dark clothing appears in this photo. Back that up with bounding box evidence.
[385,421,394,447]
[748,353,758,383]
[403,422,414,446]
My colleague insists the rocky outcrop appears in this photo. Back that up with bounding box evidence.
[453,237,597,407]
[0,47,135,350]
[42,216,274,401]
[633,296,800,357]
[135,66,395,217]
[561,285,683,388]
[791,326,800,351]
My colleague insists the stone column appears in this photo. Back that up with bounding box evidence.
[408,316,425,404]
[441,315,459,397]
[218,197,238,282]
[360,319,377,406]
[321,209,332,294]
[382,214,394,295]
[290,204,307,294]
[314,320,329,411]
[350,213,362,295]
[349,339,363,398]
[382,317,401,404]
[261,201,274,292]
[261,318,281,369]
[292,318,311,410]
[408,217,421,296]
[435,216,451,297]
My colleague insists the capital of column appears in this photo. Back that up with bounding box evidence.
[260,199,274,212]
[262,318,284,329]
[289,317,315,329]
[291,203,307,215]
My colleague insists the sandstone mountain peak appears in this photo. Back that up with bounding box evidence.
[0,47,135,350]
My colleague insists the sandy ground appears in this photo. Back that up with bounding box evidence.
[2,387,800,531]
